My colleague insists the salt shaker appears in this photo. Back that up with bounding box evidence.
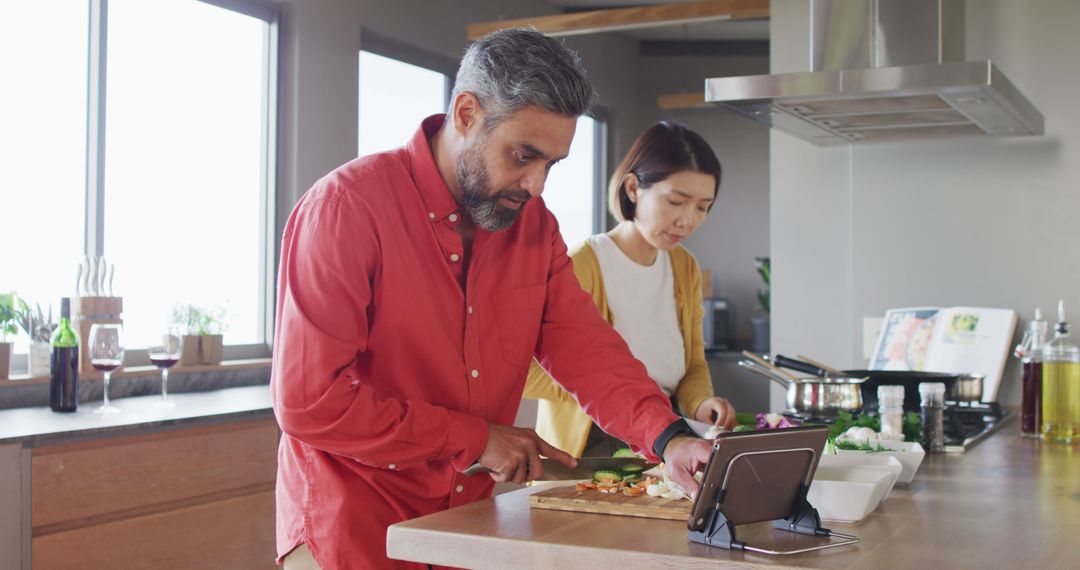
[919,382,946,453]
[878,385,905,439]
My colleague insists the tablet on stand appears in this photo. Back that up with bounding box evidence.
[687,425,860,555]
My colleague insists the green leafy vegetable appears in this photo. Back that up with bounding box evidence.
[903,412,923,443]
[834,440,890,452]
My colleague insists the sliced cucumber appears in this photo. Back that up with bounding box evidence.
[593,470,623,484]
[732,425,755,432]
[621,474,642,484]
[612,448,637,458]
[620,463,645,475]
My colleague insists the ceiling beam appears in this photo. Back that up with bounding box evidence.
[658,92,709,110]
[467,0,769,40]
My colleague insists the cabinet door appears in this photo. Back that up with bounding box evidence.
[31,418,279,569]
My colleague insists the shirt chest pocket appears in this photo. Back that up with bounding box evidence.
[491,285,546,368]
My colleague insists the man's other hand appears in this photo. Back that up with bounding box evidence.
[662,435,713,499]
[476,424,576,483]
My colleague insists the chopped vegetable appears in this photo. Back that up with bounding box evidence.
[732,424,754,432]
[620,463,644,475]
[756,413,797,429]
[593,470,623,484]
[612,448,637,458]
[735,412,757,425]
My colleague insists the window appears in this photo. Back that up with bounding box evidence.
[104,0,272,349]
[1,1,88,356]
[358,51,449,156]
[1,0,277,364]
[543,115,606,248]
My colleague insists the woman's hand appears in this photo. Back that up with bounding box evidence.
[694,397,736,428]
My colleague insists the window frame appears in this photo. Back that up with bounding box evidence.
[26,0,279,372]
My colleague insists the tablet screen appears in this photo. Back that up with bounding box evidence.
[687,425,829,531]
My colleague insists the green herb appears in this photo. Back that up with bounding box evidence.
[834,440,890,452]
[903,412,923,443]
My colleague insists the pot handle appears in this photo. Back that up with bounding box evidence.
[774,355,828,378]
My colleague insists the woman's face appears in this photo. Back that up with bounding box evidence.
[628,170,716,251]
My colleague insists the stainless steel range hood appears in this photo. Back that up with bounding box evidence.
[705,0,1044,146]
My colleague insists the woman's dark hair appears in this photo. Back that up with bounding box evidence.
[608,121,722,222]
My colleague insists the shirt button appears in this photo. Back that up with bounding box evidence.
[388,464,396,470]
[467,305,473,314]
[456,484,464,493]
[428,212,436,220]
[448,213,458,222]
[450,254,460,262]
[471,369,479,378]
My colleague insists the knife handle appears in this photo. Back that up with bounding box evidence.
[463,462,493,477]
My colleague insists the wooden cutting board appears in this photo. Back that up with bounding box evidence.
[529,484,692,521]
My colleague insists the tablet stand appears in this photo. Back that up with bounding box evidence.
[688,447,860,555]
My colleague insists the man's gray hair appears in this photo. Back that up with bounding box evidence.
[451,28,598,128]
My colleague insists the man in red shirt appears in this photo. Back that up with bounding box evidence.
[271,28,714,569]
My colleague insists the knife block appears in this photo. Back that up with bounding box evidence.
[74,296,124,380]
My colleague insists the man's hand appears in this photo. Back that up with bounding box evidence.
[694,397,737,429]
[662,435,714,500]
[476,424,576,483]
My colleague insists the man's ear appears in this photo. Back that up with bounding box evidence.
[450,92,484,137]
[624,173,640,203]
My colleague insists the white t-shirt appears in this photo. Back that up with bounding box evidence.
[588,234,686,395]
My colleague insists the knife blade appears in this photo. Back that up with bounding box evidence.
[463,456,658,480]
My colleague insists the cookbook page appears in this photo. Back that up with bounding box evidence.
[922,306,1018,402]
[869,307,942,371]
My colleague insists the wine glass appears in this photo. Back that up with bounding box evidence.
[148,330,182,408]
[88,323,125,415]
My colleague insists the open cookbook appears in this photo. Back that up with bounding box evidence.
[869,306,1018,402]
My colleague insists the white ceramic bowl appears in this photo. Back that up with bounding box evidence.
[808,465,894,523]
[835,440,926,484]
[818,454,902,505]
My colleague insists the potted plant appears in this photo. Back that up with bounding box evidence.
[751,257,770,353]
[17,302,57,377]
[172,304,228,365]
[0,292,28,380]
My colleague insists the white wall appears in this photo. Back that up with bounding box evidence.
[770,0,1080,408]
[272,0,645,232]
[634,55,770,343]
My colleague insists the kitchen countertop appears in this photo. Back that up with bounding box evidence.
[0,385,272,446]
[387,422,1080,568]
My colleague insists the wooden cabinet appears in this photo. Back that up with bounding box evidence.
[26,418,279,569]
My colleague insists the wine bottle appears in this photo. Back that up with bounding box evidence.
[49,298,79,412]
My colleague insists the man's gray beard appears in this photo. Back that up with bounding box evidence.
[457,144,526,232]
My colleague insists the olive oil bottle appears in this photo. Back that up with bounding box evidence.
[1042,300,1080,444]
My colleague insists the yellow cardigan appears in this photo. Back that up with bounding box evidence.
[523,241,713,457]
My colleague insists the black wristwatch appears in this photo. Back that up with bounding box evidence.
[652,418,699,461]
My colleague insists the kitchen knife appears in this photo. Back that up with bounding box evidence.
[97,257,107,296]
[81,255,92,296]
[87,257,99,296]
[463,456,658,480]
[97,257,108,297]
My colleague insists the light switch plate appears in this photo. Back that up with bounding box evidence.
[862,317,885,361]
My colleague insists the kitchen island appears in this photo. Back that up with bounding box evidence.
[388,423,1080,568]
[0,385,277,570]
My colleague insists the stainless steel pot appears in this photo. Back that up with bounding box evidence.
[948,373,984,402]
[738,355,864,416]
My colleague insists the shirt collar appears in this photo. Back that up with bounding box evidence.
[406,114,461,222]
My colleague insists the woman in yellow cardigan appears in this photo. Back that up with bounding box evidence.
[524,121,736,458]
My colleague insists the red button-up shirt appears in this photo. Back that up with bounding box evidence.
[271,115,680,568]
